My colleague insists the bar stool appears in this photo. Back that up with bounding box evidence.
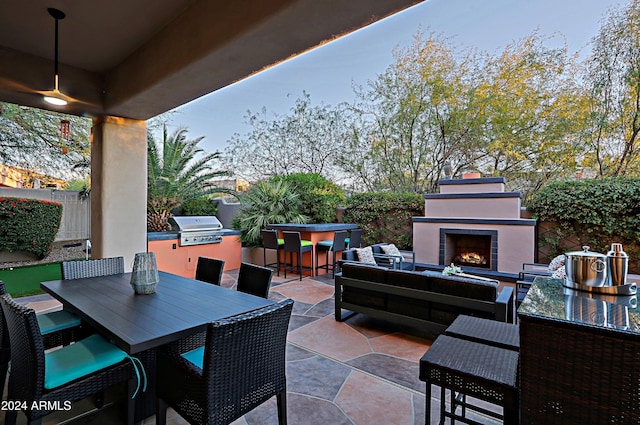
[345,228,362,249]
[283,231,314,280]
[420,335,519,425]
[261,229,284,276]
[444,314,520,351]
[315,231,347,277]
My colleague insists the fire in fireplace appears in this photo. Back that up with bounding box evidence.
[454,251,488,267]
[440,229,498,271]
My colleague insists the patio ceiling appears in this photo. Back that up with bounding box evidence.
[0,0,423,120]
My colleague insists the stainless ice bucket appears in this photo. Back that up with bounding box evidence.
[565,246,607,287]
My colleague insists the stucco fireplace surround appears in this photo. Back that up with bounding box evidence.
[413,177,536,277]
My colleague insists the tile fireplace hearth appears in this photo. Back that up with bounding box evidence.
[413,177,536,277]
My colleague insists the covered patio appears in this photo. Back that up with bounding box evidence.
[0,0,424,268]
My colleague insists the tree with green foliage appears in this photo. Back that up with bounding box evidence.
[582,0,640,177]
[147,126,228,232]
[0,102,90,181]
[223,92,349,183]
[472,33,585,198]
[232,179,308,247]
[342,32,480,194]
[343,31,583,197]
[273,173,345,223]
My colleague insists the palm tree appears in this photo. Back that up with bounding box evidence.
[147,125,229,232]
[232,179,308,247]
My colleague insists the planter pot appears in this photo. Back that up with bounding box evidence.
[242,247,265,266]
[462,172,481,179]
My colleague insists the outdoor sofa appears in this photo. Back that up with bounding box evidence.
[335,262,514,337]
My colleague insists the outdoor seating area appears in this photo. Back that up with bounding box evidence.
[5,254,640,424]
[6,265,521,425]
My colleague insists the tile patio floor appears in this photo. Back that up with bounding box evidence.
[13,270,505,425]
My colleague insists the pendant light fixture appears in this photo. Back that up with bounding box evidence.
[43,8,68,106]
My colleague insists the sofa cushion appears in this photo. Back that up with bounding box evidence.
[355,246,376,265]
[423,271,498,324]
[381,244,401,257]
[385,269,431,320]
[340,263,387,309]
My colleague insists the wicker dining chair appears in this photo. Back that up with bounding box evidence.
[156,298,294,425]
[0,293,137,425]
[0,281,80,364]
[236,262,273,299]
[61,256,125,280]
[195,257,225,285]
[57,257,126,342]
[0,284,10,400]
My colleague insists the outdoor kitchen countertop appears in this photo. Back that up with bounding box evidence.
[267,223,358,232]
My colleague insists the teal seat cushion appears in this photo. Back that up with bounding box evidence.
[301,240,313,247]
[44,334,127,389]
[181,346,205,369]
[37,310,81,335]
[317,240,333,248]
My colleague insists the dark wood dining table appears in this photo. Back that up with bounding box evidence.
[41,271,274,421]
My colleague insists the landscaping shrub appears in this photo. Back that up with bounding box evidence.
[179,197,218,216]
[273,173,346,223]
[0,197,62,259]
[343,192,424,250]
[529,178,640,272]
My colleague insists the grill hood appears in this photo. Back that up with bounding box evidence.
[168,216,223,232]
[168,216,223,246]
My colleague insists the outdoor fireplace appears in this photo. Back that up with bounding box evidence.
[413,177,536,276]
[440,229,497,271]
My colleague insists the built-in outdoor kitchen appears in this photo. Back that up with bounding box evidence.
[147,216,242,278]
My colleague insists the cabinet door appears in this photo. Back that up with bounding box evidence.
[149,240,189,277]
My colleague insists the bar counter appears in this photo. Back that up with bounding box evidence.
[267,223,358,274]
[518,277,640,424]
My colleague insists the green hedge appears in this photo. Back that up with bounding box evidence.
[0,197,63,259]
[179,197,218,216]
[529,178,640,267]
[273,173,346,223]
[343,192,424,250]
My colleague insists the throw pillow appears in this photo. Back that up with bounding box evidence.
[548,254,566,272]
[355,246,376,265]
[380,244,402,263]
[551,267,567,279]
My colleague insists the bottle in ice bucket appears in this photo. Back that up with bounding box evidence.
[606,243,628,286]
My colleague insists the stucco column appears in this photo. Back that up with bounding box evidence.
[91,116,147,271]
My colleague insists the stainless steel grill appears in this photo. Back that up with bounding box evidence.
[168,216,224,246]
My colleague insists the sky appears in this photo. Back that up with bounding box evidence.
[163,0,628,154]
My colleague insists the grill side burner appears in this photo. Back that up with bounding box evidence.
[168,216,224,246]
